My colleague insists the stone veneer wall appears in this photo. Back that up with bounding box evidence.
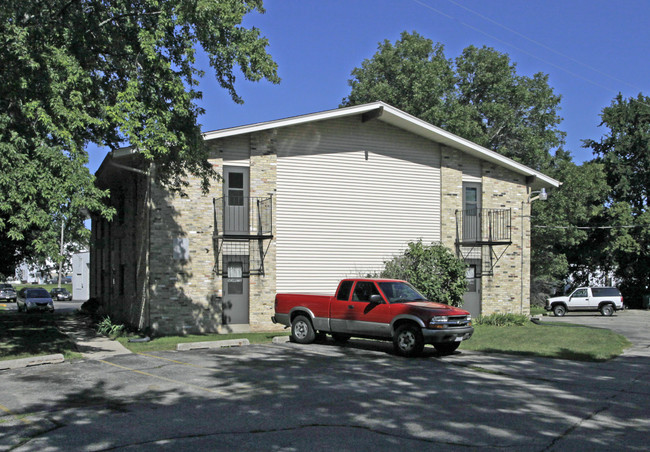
[439,146,531,315]
[142,132,280,335]
[146,166,222,335]
[91,168,149,332]
[249,131,280,331]
[481,162,530,315]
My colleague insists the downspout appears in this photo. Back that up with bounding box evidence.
[521,200,525,314]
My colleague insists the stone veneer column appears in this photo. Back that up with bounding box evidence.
[248,130,280,331]
[440,146,463,251]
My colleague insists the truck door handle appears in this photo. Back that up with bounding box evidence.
[348,305,354,309]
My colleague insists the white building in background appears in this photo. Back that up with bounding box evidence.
[16,262,46,284]
[71,252,90,301]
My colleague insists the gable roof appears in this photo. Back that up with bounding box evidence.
[203,101,560,189]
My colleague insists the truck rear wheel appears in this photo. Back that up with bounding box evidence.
[600,304,614,316]
[291,315,316,344]
[393,324,424,357]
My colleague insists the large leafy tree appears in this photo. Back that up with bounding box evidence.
[342,31,565,171]
[584,93,650,303]
[0,0,279,276]
[529,157,611,302]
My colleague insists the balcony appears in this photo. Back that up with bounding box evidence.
[455,208,512,246]
[213,196,273,239]
[213,196,273,276]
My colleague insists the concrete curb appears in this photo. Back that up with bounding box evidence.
[0,354,65,371]
[272,336,291,344]
[177,339,250,351]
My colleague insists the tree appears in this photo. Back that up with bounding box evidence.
[0,0,279,274]
[584,93,650,304]
[381,240,468,307]
[343,32,455,132]
[342,31,565,171]
[530,157,611,302]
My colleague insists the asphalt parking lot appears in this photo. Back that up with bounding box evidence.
[1,311,649,451]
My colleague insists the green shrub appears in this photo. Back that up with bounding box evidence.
[474,313,529,326]
[381,240,467,307]
[97,316,125,338]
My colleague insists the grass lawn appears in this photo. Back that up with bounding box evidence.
[0,312,82,361]
[12,283,73,292]
[530,305,547,316]
[460,321,631,361]
[117,331,291,353]
[0,305,631,363]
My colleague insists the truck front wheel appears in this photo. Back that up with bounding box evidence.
[291,315,316,344]
[553,304,566,317]
[393,324,424,357]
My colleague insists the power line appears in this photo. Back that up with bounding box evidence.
[412,0,650,108]
[444,0,644,93]
[532,225,639,230]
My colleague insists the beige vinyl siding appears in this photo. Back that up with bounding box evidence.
[276,117,441,294]
[221,135,250,166]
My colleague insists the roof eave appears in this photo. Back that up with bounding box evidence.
[195,101,561,189]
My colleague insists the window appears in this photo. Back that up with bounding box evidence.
[119,265,125,295]
[352,281,380,302]
[337,281,353,301]
[572,289,588,298]
[227,262,244,295]
[462,183,481,241]
[466,265,477,293]
[592,288,620,297]
[228,172,245,206]
[464,186,478,215]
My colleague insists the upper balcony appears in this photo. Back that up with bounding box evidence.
[455,208,512,246]
[213,196,273,239]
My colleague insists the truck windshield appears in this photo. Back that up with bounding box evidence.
[378,282,426,303]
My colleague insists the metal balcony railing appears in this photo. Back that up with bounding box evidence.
[213,196,273,238]
[455,208,512,245]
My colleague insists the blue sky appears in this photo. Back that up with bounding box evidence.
[87,0,650,173]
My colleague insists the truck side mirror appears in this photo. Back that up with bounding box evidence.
[369,294,383,304]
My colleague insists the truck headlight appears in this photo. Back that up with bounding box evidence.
[429,316,448,329]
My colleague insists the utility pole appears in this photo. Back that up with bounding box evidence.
[57,218,65,288]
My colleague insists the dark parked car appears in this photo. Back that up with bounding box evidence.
[17,287,54,313]
[0,283,17,302]
[50,287,73,301]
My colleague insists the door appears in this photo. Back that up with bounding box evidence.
[345,281,392,337]
[463,183,481,242]
[329,280,354,333]
[224,166,249,235]
[568,288,590,310]
[462,263,481,317]
[222,257,249,325]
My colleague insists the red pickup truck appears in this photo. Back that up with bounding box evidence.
[272,278,473,357]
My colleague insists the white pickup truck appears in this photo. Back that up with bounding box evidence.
[545,287,624,317]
